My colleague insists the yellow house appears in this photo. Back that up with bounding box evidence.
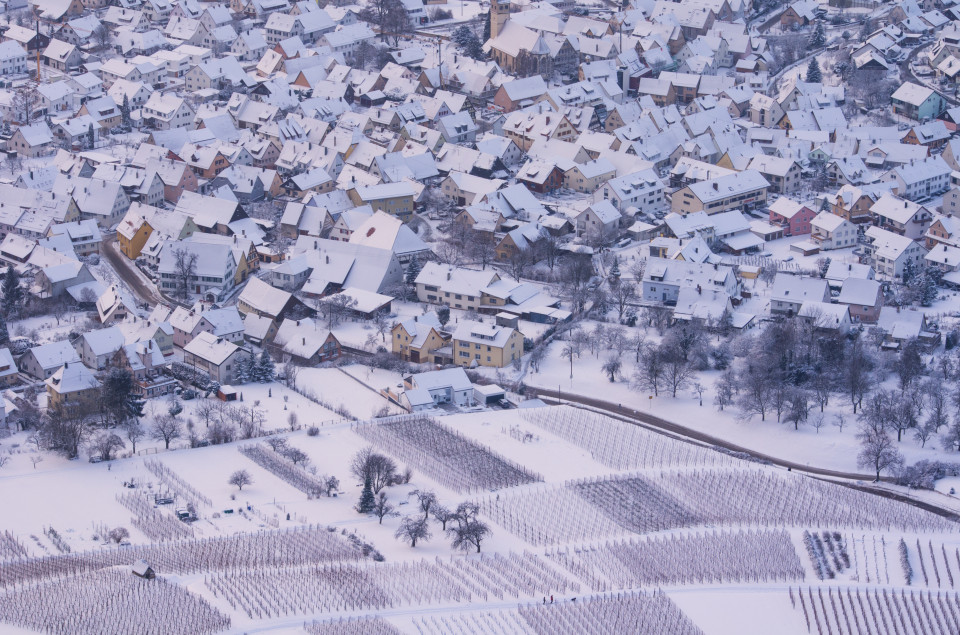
[392,315,449,363]
[116,211,153,259]
[452,320,523,368]
[45,362,101,411]
[347,183,416,222]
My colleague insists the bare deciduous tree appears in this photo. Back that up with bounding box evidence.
[151,414,183,450]
[350,447,397,494]
[229,469,253,490]
[857,425,903,482]
[372,492,397,524]
[395,515,431,547]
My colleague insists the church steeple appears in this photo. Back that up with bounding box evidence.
[490,0,510,38]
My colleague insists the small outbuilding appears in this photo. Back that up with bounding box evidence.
[131,559,155,579]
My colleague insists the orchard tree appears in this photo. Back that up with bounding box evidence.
[350,447,397,493]
[857,425,903,482]
[229,469,253,491]
[447,501,491,553]
[89,432,125,462]
[372,492,397,524]
[151,414,183,450]
[395,515,431,547]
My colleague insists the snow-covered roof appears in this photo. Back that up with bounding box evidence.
[237,277,292,315]
[28,340,80,371]
[183,330,239,365]
[46,362,100,394]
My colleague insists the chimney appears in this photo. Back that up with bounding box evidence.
[326,255,330,264]
[302,337,305,345]
[447,271,451,280]
[713,182,719,190]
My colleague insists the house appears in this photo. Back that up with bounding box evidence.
[747,155,802,195]
[493,75,549,112]
[117,212,153,259]
[346,211,431,264]
[925,213,960,249]
[810,211,857,250]
[829,184,889,224]
[768,198,815,236]
[45,362,100,411]
[416,263,499,311]
[641,258,739,305]
[271,318,341,364]
[236,277,295,320]
[780,0,818,28]
[439,172,504,207]
[836,278,883,323]
[73,327,126,370]
[437,111,478,145]
[47,220,101,257]
[392,312,448,363]
[595,170,666,215]
[671,170,769,215]
[575,201,622,241]
[95,286,131,324]
[347,183,416,222]
[0,41,28,76]
[37,261,96,299]
[824,261,874,288]
[891,82,948,121]
[243,314,277,346]
[0,348,18,388]
[9,123,54,158]
[42,40,82,72]
[861,225,929,280]
[169,305,244,348]
[798,301,852,334]
[141,93,196,130]
[451,320,523,368]
[870,194,933,240]
[157,241,236,302]
[516,160,564,194]
[881,157,951,202]
[19,340,82,380]
[402,368,474,410]
[182,331,247,384]
[769,274,830,316]
[564,158,616,194]
[875,307,940,350]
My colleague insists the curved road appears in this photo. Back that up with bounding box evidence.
[101,236,173,308]
[525,387,960,521]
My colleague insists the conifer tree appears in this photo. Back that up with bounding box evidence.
[357,477,375,514]
[405,256,422,285]
[1,266,23,317]
[805,57,823,84]
[256,350,275,383]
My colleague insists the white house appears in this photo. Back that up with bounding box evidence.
[862,225,929,280]
[595,169,666,214]
[881,156,951,202]
[810,211,857,251]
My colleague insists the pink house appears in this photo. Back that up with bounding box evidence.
[836,278,882,324]
[769,197,816,236]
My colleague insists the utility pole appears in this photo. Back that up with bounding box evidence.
[437,36,442,90]
[35,21,41,83]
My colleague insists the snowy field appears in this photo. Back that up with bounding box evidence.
[0,383,958,634]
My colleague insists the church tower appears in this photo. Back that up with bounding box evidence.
[490,0,510,38]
